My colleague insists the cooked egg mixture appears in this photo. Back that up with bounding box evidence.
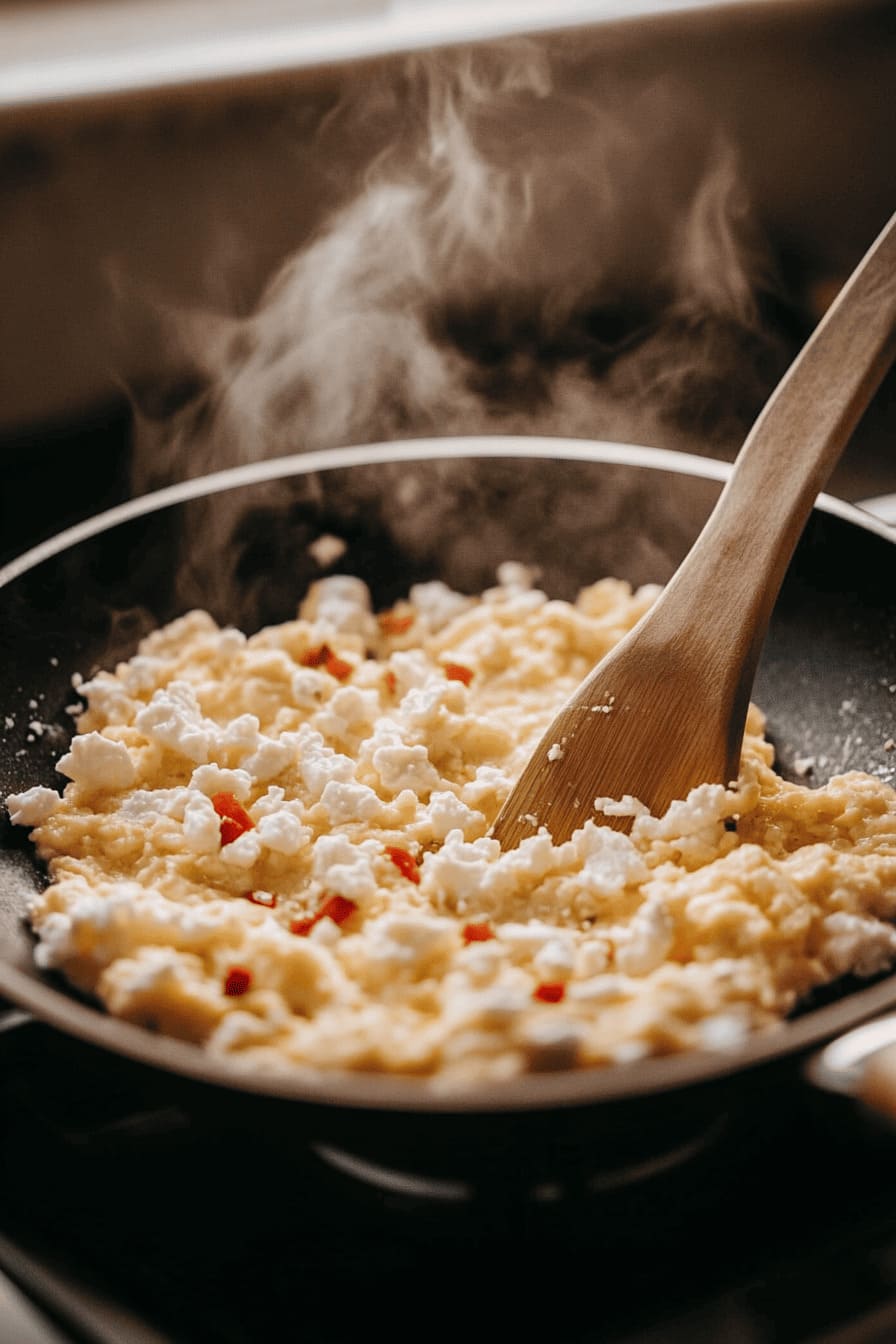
[7,565,896,1084]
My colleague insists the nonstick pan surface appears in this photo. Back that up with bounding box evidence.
[1,437,894,1116]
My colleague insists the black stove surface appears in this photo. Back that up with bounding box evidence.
[3,1014,896,1344]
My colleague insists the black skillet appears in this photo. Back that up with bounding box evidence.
[0,439,894,1176]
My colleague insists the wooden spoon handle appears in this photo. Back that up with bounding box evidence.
[649,208,896,684]
[704,209,896,605]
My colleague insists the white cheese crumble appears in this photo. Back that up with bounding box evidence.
[307,534,347,567]
[135,683,215,764]
[56,733,137,791]
[5,786,62,826]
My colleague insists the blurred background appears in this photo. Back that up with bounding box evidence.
[1,0,894,563]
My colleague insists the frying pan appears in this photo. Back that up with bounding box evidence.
[1,438,895,1173]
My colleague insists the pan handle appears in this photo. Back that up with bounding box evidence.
[807,1015,896,1120]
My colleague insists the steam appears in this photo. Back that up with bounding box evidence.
[125,39,794,619]
[132,41,789,489]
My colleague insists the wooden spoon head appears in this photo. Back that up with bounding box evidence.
[490,628,744,848]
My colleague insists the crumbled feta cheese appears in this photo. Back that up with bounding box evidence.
[312,836,378,901]
[300,575,375,639]
[499,921,566,957]
[314,687,379,743]
[364,914,456,972]
[822,911,896,978]
[387,650,432,695]
[594,794,649,818]
[220,714,260,757]
[425,791,484,841]
[219,831,262,869]
[255,811,310,856]
[370,732,440,796]
[309,916,343,947]
[408,580,474,632]
[533,937,575,981]
[120,656,166,694]
[574,823,649,897]
[568,974,632,1004]
[6,786,62,826]
[496,561,540,590]
[56,733,137,791]
[240,735,298,783]
[319,780,384,825]
[291,667,329,708]
[119,787,190,822]
[135,683,214,764]
[307,534,347,567]
[182,793,222,852]
[614,897,674,976]
[77,674,135,724]
[297,729,354,800]
[190,766,253,800]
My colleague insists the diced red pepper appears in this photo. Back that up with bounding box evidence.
[317,894,358,926]
[385,845,421,884]
[243,889,277,908]
[224,966,252,997]
[212,792,254,846]
[291,893,358,937]
[462,922,495,944]
[218,818,242,846]
[444,663,473,686]
[533,982,566,1004]
[300,644,352,680]
[289,916,317,937]
[323,650,352,681]
[378,610,414,635]
[300,644,331,668]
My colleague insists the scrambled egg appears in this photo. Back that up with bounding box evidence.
[7,565,896,1084]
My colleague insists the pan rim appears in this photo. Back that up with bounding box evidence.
[2,434,893,590]
[2,434,895,1113]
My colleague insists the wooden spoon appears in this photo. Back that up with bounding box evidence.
[491,210,896,849]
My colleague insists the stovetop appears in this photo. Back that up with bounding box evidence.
[4,1012,896,1344]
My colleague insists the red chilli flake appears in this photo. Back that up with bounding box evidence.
[243,890,277,909]
[224,966,252,997]
[300,644,330,667]
[385,845,421,884]
[289,917,317,937]
[462,922,495,944]
[318,894,358,926]
[533,982,566,1004]
[291,894,358,937]
[300,644,352,681]
[211,793,254,846]
[384,669,398,696]
[325,651,352,681]
[379,610,414,635]
[444,662,473,686]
